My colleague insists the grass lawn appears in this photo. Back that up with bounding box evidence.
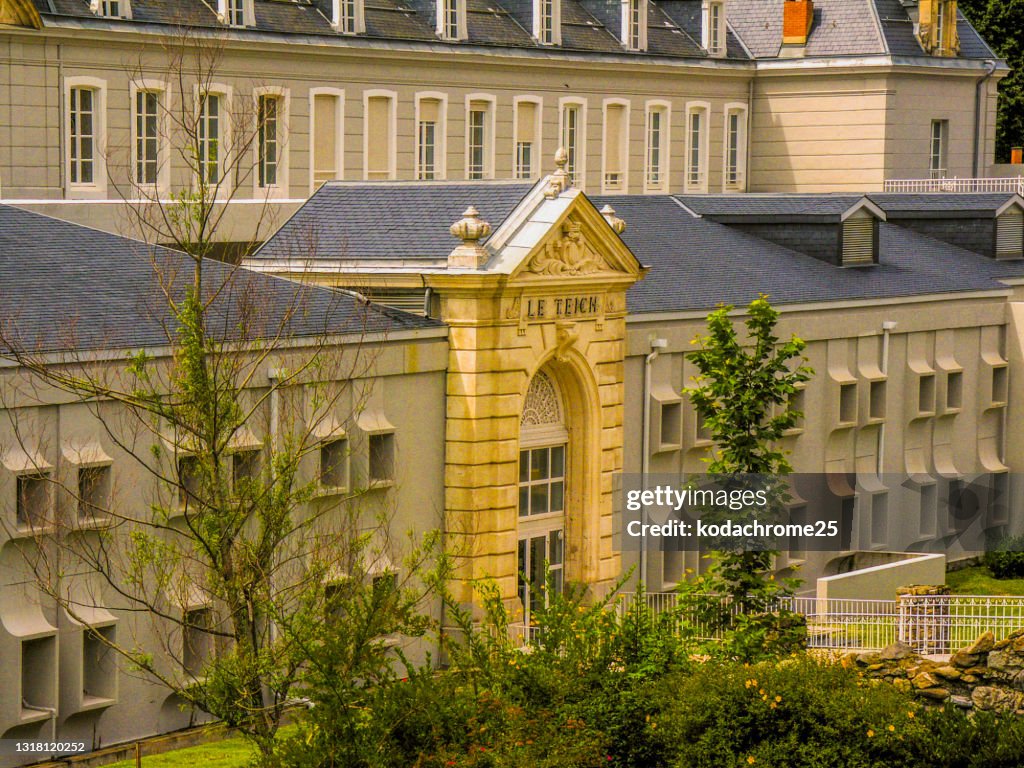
[947,566,1024,596]
[105,736,254,768]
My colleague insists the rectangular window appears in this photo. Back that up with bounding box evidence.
[515,100,538,179]
[231,449,261,491]
[467,102,490,179]
[78,466,111,522]
[935,0,946,52]
[82,625,116,702]
[135,91,159,186]
[930,119,948,179]
[839,382,857,424]
[538,0,554,44]
[21,637,56,715]
[69,87,96,185]
[369,433,395,484]
[443,0,459,39]
[178,456,201,510]
[338,0,357,33]
[918,374,936,413]
[320,438,349,489]
[518,445,565,517]
[258,95,279,188]
[312,93,340,187]
[992,365,1008,404]
[183,607,214,677]
[645,107,666,190]
[17,474,50,528]
[226,0,245,26]
[726,110,743,188]
[627,0,643,49]
[198,93,220,185]
[366,94,394,180]
[709,2,723,54]
[417,99,440,180]
[100,0,121,17]
[603,103,627,191]
[870,494,888,547]
[946,371,963,410]
[687,109,705,189]
[869,380,886,420]
[561,104,582,184]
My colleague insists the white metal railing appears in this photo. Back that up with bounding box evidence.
[607,592,1024,656]
[883,176,1024,195]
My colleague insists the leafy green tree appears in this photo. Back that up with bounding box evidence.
[681,296,812,658]
[958,0,1024,163]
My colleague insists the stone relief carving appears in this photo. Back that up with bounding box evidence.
[526,219,614,276]
[555,321,578,362]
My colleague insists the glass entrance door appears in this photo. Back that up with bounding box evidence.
[517,444,565,623]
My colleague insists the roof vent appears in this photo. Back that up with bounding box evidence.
[841,210,877,266]
[997,208,1024,260]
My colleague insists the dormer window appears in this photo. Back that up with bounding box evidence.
[534,0,560,45]
[623,0,646,51]
[438,0,466,41]
[333,0,364,34]
[218,0,251,28]
[919,0,958,56]
[702,0,726,56]
[90,0,130,18]
[996,207,1024,260]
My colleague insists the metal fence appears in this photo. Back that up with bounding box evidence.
[613,591,1024,656]
[883,177,1024,194]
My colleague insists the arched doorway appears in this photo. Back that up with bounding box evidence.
[517,369,567,623]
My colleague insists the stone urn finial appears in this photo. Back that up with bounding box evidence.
[545,147,573,199]
[447,205,492,269]
[600,204,626,234]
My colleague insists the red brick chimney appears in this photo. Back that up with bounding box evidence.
[783,0,814,45]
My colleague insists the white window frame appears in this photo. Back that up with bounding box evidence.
[621,0,647,51]
[685,101,710,193]
[89,0,132,18]
[513,95,543,180]
[193,83,233,196]
[129,79,170,195]
[930,118,948,180]
[558,97,587,190]
[363,89,397,181]
[65,76,108,198]
[415,91,448,180]
[331,0,365,34]
[308,87,345,192]
[702,0,726,56]
[722,102,747,191]
[644,99,670,193]
[601,97,630,194]
[533,0,561,45]
[218,0,253,27]
[252,86,289,197]
[437,0,467,41]
[465,93,496,180]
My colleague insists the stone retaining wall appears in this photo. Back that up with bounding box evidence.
[847,629,1024,713]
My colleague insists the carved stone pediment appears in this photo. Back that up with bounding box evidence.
[0,0,43,27]
[525,218,616,277]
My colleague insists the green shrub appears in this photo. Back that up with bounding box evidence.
[984,534,1024,579]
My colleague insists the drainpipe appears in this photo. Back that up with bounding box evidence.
[639,337,668,586]
[973,60,997,178]
[746,77,754,192]
[877,321,896,476]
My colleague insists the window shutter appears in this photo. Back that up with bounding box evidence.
[997,210,1023,260]
[842,214,875,266]
[358,289,429,316]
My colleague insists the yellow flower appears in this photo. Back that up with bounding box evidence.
[759,689,766,696]
[907,711,915,719]
[774,695,782,703]
[747,757,756,765]
[867,730,875,738]
[769,702,777,709]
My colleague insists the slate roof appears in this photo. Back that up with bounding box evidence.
[868,193,1022,217]
[676,194,868,221]
[253,181,537,263]
[27,0,997,62]
[589,195,1024,315]
[0,204,440,354]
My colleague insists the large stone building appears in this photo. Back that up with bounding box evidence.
[0,0,1008,242]
[2,0,1023,761]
